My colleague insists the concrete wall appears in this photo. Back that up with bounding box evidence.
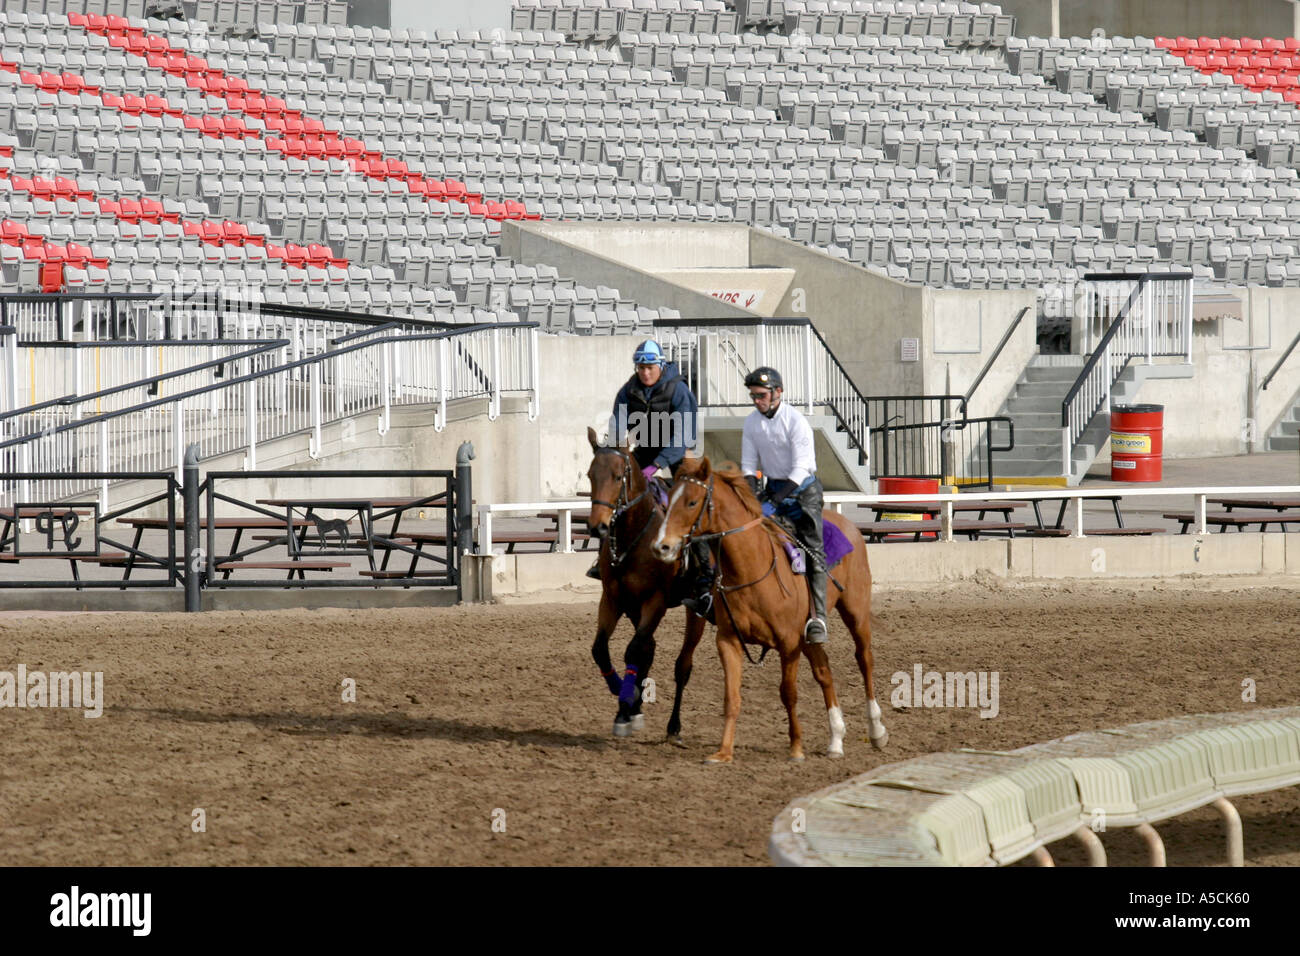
[655,268,796,317]
[502,222,753,320]
[996,0,1292,41]
[516,222,752,271]
[748,230,925,397]
[922,290,1039,421]
[481,532,1300,597]
[1097,286,1300,460]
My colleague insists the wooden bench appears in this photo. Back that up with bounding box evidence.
[1024,527,1166,537]
[856,520,1027,542]
[215,560,350,580]
[1162,511,1300,534]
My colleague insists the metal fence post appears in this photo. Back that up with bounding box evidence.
[183,444,201,612]
[456,441,475,601]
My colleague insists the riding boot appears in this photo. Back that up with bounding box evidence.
[585,560,602,580]
[804,563,829,644]
[679,538,716,622]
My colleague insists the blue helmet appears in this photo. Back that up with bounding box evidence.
[632,339,667,367]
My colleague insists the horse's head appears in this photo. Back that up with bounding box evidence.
[652,456,713,562]
[585,426,642,539]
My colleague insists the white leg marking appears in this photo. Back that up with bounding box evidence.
[827,704,845,757]
[868,697,888,748]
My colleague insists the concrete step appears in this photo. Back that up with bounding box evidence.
[993,458,1065,477]
[1269,434,1299,451]
[1022,365,1083,383]
[1005,399,1064,418]
[1014,381,1074,398]
[1010,412,1064,429]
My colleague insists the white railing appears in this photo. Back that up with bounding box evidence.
[0,324,540,510]
[1062,273,1193,476]
[656,318,870,470]
[471,484,1300,554]
[824,486,1300,540]
[6,340,283,411]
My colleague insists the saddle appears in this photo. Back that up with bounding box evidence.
[767,515,854,572]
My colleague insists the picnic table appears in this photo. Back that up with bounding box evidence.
[1208,497,1300,512]
[1162,511,1300,534]
[856,519,1028,542]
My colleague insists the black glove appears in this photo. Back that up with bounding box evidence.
[766,478,798,504]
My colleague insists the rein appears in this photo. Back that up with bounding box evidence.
[675,474,792,663]
[591,448,658,569]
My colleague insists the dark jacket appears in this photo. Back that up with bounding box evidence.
[610,361,700,472]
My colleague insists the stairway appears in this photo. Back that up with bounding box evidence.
[990,355,1083,482]
[1266,391,1300,451]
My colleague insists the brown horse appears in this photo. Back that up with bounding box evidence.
[585,427,708,741]
[651,456,889,764]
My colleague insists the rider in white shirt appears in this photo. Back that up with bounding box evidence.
[739,366,830,644]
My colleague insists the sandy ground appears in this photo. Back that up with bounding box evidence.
[1,578,1298,867]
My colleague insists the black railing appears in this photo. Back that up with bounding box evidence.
[1262,327,1300,391]
[0,466,469,599]
[965,306,1031,408]
[870,416,1015,489]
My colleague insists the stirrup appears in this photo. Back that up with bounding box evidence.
[681,592,715,624]
[803,617,828,644]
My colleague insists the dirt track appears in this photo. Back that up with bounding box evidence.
[1,580,1299,866]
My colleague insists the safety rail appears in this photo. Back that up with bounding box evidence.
[964,305,1031,408]
[0,292,450,343]
[1062,272,1193,477]
[822,485,1300,540]
[1261,325,1300,391]
[870,416,1015,489]
[867,394,965,480]
[471,484,1300,553]
[0,323,540,511]
[1,338,287,417]
[655,317,871,469]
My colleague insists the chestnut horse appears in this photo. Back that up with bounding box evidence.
[585,427,708,741]
[651,456,888,764]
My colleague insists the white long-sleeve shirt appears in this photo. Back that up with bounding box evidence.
[741,400,816,487]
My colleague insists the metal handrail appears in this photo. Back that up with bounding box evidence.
[0,322,539,451]
[964,306,1030,407]
[1059,281,1145,429]
[1261,326,1300,391]
[0,339,288,425]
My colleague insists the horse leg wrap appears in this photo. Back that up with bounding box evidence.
[619,666,639,705]
[601,669,621,696]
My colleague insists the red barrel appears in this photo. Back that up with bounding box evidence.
[878,477,940,538]
[1110,404,1164,482]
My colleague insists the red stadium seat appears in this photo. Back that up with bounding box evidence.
[1,220,27,244]
[40,261,64,292]
[98,198,123,218]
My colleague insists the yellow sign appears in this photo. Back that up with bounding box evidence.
[881,512,927,522]
[1110,432,1152,454]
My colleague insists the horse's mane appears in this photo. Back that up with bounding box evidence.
[711,464,762,520]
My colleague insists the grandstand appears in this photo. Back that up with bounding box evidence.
[1,0,1299,490]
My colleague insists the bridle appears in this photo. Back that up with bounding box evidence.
[673,473,787,594]
[670,472,790,663]
[589,447,656,567]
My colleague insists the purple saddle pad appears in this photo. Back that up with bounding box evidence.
[823,521,854,569]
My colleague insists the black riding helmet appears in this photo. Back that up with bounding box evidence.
[744,366,783,390]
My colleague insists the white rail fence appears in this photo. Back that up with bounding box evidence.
[0,324,540,510]
[473,485,1300,554]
